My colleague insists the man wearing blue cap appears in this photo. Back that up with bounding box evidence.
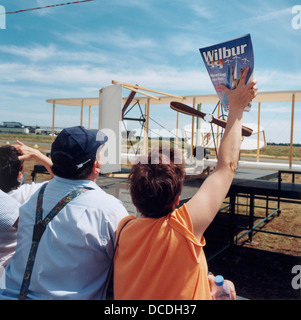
[0,126,128,300]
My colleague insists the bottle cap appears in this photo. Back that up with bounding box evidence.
[214,275,225,287]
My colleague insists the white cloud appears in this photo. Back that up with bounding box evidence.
[0,61,211,93]
[59,29,157,50]
[0,44,108,63]
[256,69,301,91]
[249,7,292,23]
[190,4,213,19]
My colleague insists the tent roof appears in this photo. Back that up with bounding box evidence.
[46,90,301,107]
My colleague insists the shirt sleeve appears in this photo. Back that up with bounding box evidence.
[169,204,206,246]
[0,190,20,231]
[8,182,45,205]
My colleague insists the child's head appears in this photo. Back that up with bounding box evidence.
[129,148,185,218]
[0,145,23,193]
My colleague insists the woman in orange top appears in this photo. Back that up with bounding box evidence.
[114,68,257,300]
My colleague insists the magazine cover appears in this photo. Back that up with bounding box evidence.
[199,34,254,112]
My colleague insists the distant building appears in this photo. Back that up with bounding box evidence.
[0,122,29,134]
[35,127,62,136]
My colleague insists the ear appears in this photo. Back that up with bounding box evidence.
[17,171,23,180]
[175,196,180,206]
[93,160,101,174]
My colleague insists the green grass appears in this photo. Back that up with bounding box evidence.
[240,145,301,160]
[1,134,301,161]
[0,133,54,144]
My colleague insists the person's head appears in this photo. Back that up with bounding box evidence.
[51,126,108,180]
[0,145,23,193]
[129,148,185,218]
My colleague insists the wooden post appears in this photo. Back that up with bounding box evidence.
[176,111,179,149]
[52,101,56,141]
[80,99,84,126]
[196,103,202,147]
[216,102,221,153]
[257,102,261,162]
[143,99,150,155]
[190,98,196,159]
[289,93,296,167]
[88,105,91,129]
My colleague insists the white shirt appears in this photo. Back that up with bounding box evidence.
[0,176,128,300]
[0,190,20,232]
[8,182,45,205]
[0,184,44,277]
[0,191,20,276]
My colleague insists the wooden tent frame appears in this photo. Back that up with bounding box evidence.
[46,85,301,168]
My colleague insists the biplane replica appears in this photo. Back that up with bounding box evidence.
[47,84,301,175]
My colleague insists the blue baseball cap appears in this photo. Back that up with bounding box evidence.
[51,126,108,174]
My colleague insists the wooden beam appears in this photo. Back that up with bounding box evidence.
[123,85,160,100]
[112,80,184,99]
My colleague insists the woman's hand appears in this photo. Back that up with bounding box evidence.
[208,274,237,300]
[221,67,258,111]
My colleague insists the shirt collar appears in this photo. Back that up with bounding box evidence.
[53,175,97,189]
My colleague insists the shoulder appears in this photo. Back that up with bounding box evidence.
[170,204,193,230]
[79,185,129,219]
[8,181,47,205]
[169,204,204,246]
[0,190,20,231]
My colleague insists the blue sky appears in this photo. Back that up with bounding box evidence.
[0,0,301,143]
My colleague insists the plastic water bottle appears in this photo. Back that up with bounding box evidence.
[212,275,232,300]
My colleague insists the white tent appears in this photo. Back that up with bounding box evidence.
[183,122,266,151]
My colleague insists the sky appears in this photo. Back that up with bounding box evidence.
[0,0,301,144]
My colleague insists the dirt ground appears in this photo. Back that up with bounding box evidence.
[204,190,301,300]
[2,142,301,300]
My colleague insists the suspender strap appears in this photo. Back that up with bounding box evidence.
[18,183,93,300]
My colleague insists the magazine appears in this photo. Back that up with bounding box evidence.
[199,34,254,112]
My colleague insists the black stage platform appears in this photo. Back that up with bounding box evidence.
[97,168,301,253]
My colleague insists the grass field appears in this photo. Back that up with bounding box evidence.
[241,144,301,161]
[228,181,301,257]
[2,132,301,160]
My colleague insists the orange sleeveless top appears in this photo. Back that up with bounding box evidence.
[114,204,212,300]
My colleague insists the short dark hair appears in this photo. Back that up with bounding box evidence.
[129,148,185,218]
[0,145,22,193]
[51,155,95,180]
